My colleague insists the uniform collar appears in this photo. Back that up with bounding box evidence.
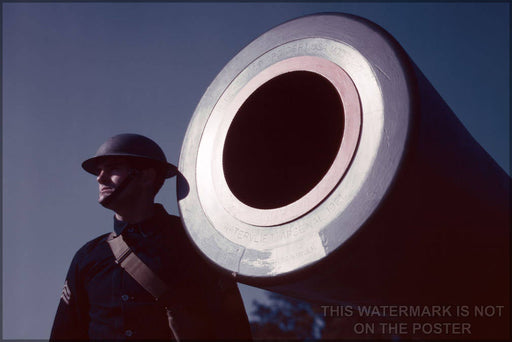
[113,204,167,237]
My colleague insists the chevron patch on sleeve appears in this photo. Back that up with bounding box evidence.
[60,280,71,305]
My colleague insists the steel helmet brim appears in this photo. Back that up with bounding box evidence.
[82,134,178,179]
[82,154,178,179]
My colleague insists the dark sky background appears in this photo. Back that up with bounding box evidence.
[2,2,509,339]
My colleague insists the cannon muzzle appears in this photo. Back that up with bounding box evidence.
[178,13,509,338]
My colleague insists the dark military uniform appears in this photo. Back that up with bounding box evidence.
[50,204,252,340]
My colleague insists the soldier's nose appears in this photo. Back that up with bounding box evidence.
[97,170,108,183]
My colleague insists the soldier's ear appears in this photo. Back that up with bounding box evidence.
[140,168,157,186]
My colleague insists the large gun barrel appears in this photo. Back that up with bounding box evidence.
[178,13,509,338]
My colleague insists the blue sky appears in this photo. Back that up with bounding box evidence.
[2,2,509,339]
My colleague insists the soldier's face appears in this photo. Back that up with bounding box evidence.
[96,158,133,205]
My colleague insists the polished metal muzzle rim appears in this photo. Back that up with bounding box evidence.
[179,13,412,277]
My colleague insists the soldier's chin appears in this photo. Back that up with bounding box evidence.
[99,193,115,208]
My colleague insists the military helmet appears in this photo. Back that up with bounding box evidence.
[82,133,177,178]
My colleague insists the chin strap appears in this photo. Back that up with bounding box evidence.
[100,169,141,207]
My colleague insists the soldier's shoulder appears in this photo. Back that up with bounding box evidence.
[160,212,186,238]
[82,232,112,248]
[74,232,112,259]
[163,212,183,227]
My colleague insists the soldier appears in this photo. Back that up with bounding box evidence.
[50,133,252,340]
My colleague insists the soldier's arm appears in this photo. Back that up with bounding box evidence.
[50,251,89,340]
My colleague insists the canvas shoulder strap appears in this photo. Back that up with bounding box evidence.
[107,233,181,341]
[107,232,169,300]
